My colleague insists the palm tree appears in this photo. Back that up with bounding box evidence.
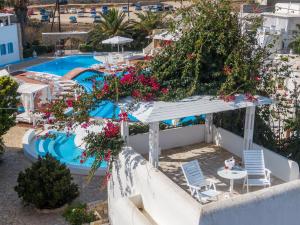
[133,11,165,35]
[98,8,131,37]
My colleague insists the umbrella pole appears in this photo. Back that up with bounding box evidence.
[118,44,119,52]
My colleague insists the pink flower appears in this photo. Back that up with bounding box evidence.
[82,151,87,158]
[137,74,149,85]
[150,77,160,91]
[80,159,84,164]
[255,76,261,81]
[161,88,169,94]
[102,82,109,94]
[120,73,135,85]
[66,99,73,107]
[81,122,89,129]
[103,122,120,138]
[119,112,128,121]
[245,93,257,102]
[132,90,141,98]
[104,150,111,162]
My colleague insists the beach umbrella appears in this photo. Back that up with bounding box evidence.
[102,36,133,52]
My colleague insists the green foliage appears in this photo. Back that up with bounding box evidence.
[15,154,79,209]
[63,203,96,225]
[290,36,300,54]
[0,76,18,156]
[133,11,166,35]
[150,0,266,99]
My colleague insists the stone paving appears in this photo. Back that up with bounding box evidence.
[159,143,283,203]
[0,125,107,225]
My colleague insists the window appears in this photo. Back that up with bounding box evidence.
[0,44,6,55]
[7,42,13,54]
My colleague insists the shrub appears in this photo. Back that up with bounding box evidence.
[63,203,96,225]
[79,44,94,52]
[15,154,79,209]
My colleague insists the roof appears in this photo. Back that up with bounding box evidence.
[262,12,300,18]
[17,83,49,94]
[128,95,272,123]
[153,31,181,41]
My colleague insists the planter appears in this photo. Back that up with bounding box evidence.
[35,203,68,214]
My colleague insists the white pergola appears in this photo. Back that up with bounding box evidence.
[119,95,272,168]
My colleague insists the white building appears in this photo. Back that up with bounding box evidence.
[0,13,22,66]
[257,3,300,53]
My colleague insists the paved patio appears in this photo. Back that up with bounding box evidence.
[0,125,107,225]
[159,143,283,202]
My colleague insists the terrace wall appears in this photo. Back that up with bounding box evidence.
[109,147,300,225]
[128,124,205,155]
[213,126,299,182]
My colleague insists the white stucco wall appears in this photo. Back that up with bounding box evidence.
[213,126,299,181]
[108,147,202,225]
[109,147,300,225]
[200,179,300,225]
[128,124,205,155]
[0,24,21,66]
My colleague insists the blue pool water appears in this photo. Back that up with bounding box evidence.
[35,132,107,168]
[26,55,101,76]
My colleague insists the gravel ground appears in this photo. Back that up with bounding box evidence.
[0,125,107,225]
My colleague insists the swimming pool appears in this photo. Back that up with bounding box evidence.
[26,55,101,76]
[35,131,107,169]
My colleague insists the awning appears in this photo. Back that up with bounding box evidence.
[17,83,49,94]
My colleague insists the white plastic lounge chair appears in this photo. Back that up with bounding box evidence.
[243,150,271,192]
[181,160,220,203]
[16,112,33,123]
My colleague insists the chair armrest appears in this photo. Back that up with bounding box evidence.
[265,168,271,179]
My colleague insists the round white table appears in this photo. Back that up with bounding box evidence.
[217,167,247,193]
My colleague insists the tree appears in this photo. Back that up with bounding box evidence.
[150,0,268,99]
[133,11,166,35]
[10,0,28,46]
[0,0,5,9]
[98,8,131,37]
[0,76,18,156]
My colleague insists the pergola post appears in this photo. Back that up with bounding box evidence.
[243,106,256,150]
[205,113,213,143]
[121,120,129,146]
[149,121,160,168]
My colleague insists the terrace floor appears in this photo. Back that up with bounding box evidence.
[158,143,283,203]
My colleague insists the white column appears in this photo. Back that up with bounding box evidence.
[121,120,129,146]
[7,15,11,25]
[205,113,213,143]
[243,106,256,150]
[149,122,160,168]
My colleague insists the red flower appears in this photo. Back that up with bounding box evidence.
[119,112,128,122]
[245,93,257,102]
[104,122,120,138]
[120,73,135,85]
[82,151,87,158]
[161,88,169,94]
[144,55,153,61]
[102,82,109,94]
[80,159,84,164]
[255,76,261,81]
[143,93,154,101]
[44,112,51,119]
[104,150,111,162]
[137,74,149,85]
[132,90,141,98]
[150,77,160,91]
[164,40,172,46]
[66,99,73,107]
[187,53,196,60]
[81,122,89,129]
[222,95,236,102]
[223,65,233,76]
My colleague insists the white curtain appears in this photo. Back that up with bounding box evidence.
[21,93,34,113]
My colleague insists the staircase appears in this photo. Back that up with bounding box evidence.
[87,200,110,225]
